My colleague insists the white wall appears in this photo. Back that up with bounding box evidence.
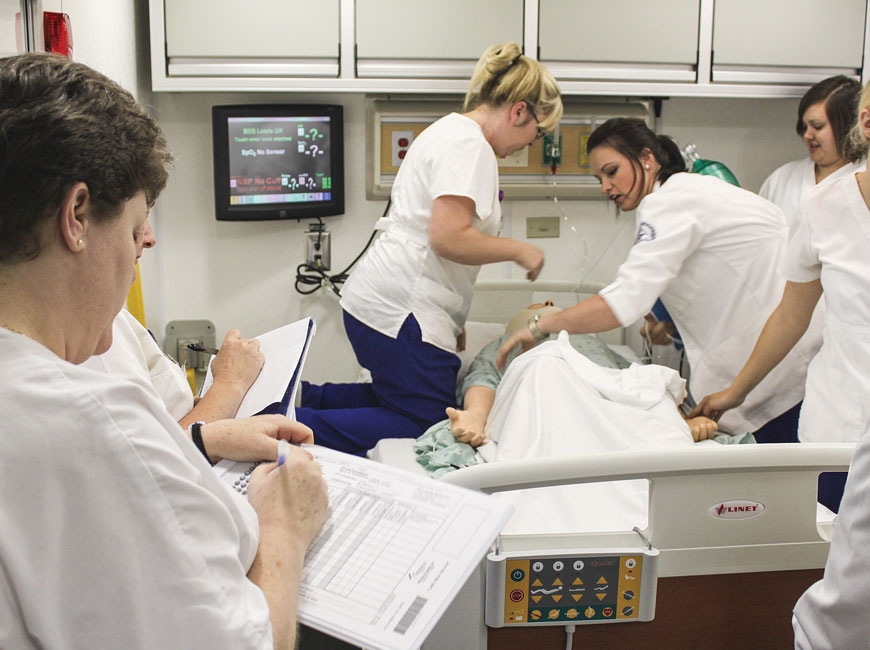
[661,96,807,193]
[44,0,810,384]
[56,0,147,98]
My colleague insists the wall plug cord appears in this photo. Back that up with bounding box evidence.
[548,170,590,289]
[294,200,388,296]
[564,623,576,650]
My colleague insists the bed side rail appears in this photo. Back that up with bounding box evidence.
[441,443,854,574]
[440,444,853,494]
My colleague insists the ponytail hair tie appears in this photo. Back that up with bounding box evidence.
[487,55,523,91]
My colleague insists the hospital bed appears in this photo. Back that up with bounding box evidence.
[423,444,852,650]
[368,280,855,650]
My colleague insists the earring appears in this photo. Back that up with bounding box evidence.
[77,239,84,248]
[645,164,650,170]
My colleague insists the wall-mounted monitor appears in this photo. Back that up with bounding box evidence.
[212,104,344,221]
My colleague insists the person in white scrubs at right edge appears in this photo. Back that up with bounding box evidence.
[760,75,863,232]
[756,76,863,372]
[792,422,870,649]
[693,80,870,513]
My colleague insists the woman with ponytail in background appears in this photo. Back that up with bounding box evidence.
[760,75,863,232]
[498,117,821,445]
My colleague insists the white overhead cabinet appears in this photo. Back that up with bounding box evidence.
[538,0,700,83]
[711,0,867,84]
[355,0,524,79]
[150,0,870,96]
[162,0,340,78]
[538,0,869,94]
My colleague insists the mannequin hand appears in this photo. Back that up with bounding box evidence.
[640,313,675,346]
[496,328,533,370]
[685,416,718,442]
[446,407,487,447]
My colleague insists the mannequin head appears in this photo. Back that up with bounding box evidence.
[505,300,561,342]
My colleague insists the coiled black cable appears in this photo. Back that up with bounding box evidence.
[294,200,390,297]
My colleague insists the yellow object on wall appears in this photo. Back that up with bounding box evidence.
[186,366,197,395]
[126,263,147,328]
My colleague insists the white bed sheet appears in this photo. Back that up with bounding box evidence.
[370,331,698,536]
[485,332,693,536]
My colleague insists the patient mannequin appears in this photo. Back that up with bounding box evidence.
[448,302,718,447]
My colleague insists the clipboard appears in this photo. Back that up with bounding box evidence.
[201,317,315,418]
[215,445,513,650]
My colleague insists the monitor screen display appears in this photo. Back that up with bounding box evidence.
[212,104,344,221]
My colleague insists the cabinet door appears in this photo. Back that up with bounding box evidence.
[165,0,339,75]
[0,0,21,57]
[713,0,866,78]
[539,0,700,82]
[356,0,523,78]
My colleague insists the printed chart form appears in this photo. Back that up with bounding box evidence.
[297,446,513,650]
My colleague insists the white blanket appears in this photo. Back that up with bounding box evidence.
[485,332,694,535]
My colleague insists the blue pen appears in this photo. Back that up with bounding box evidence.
[277,439,290,467]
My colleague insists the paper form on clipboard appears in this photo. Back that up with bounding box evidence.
[215,445,512,650]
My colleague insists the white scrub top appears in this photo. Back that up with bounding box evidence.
[781,173,870,442]
[793,426,870,648]
[759,159,864,367]
[84,309,194,421]
[759,157,864,232]
[0,329,271,650]
[600,172,821,434]
[341,112,501,353]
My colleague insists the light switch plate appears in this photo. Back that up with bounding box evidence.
[526,216,560,238]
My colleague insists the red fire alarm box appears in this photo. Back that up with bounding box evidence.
[43,11,72,58]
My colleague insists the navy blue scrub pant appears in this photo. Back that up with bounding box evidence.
[752,400,847,513]
[295,311,460,456]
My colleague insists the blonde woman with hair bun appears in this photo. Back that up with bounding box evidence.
[464,42,563,135]
[298,44,563,455]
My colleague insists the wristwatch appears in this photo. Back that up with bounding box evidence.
[189,421,212,464]
[528,314,548,342]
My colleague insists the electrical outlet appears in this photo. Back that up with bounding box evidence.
[305,231,331,270]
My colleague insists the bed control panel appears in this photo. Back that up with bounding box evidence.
[485,548,658,627]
